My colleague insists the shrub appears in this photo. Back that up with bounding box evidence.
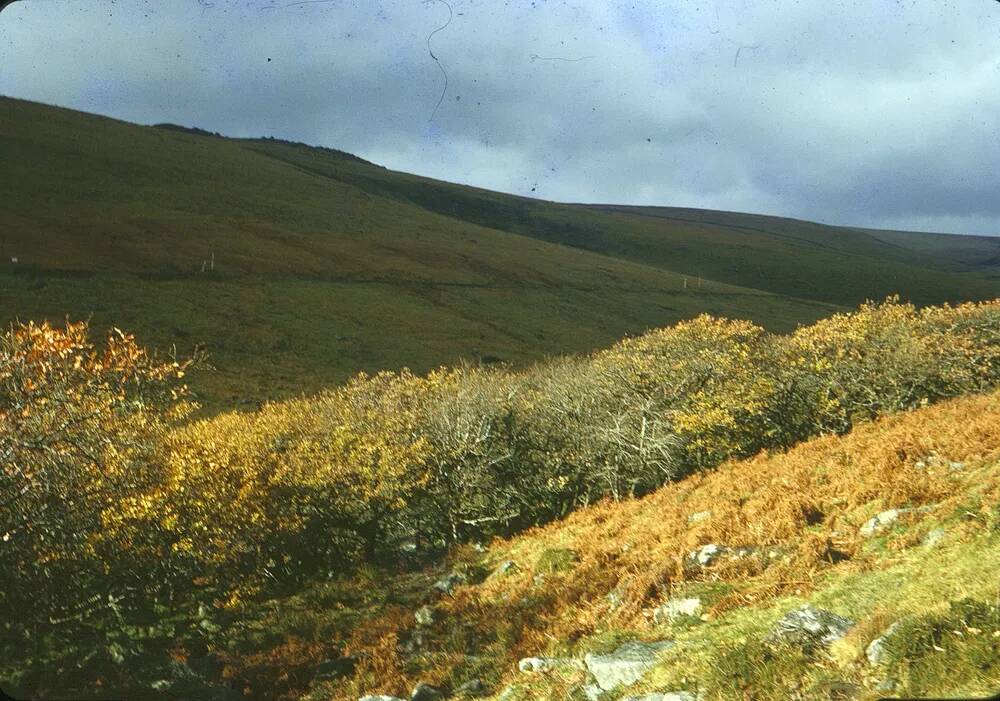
[776,299,1000,439]
[160,370,436,590]
[0,321,191,636]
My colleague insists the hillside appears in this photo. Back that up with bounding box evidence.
[3,300,1000,701]
[2,96,998,408]
[247,387,1000,701]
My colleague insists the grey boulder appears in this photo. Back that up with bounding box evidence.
[584,640,674,692]
[652,597,702,624]
[517,657,556,673]
[765,605,853,650]
[411,682,445,701]
[455,678,487,696]
[433,571,468,595]
[859,509,902,537]
[686,544,758,568]
[415,605,436,627]
[866,621,903,666]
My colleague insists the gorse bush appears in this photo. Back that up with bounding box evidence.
[158,370,437,592]
[3,299,1000,666]
[0,321,192,638]
[148,298,1000,597]
[779,300,1000,438]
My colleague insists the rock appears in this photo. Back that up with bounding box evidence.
[415,605,436,626]
[494,560,519,576]
[765,605,854,650]
[536,548,580,574]
[607,579,631,611]
[584,640,674,692]
[497,687,519,701]
[687,544,758,568]
[359,696,407,701]
[622,693,696,701]
[199,618,221,633]
[689,543,724,567]
[411,682,445,701]
[518,656,555,673]
[581,683,606,700]
[433,571,468,595]
[146,662,245,701]
[401,630,427,655]
[922,528,946,548]
[859,509,902,537]
[455,678,487,696]
[652,597,702,624]
[866,621,903,666]
[688,510,712,524]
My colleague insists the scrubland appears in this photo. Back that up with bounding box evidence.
[3,298,1000,700]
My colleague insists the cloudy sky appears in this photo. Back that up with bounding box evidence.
[2,0,999,235]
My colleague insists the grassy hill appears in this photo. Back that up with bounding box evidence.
[1,96,997,408]
[234,386,1000,701]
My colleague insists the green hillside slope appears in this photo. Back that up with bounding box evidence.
[244,388,1000,701]
[1,96,996,407]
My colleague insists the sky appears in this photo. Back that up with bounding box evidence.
[1,0,999,235]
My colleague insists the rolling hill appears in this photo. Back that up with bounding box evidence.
[1,96,997,408]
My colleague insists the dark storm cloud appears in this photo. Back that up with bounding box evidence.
[1,0,998,234]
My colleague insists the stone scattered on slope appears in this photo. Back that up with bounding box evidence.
[687,510,712,524]
[607,579,631,611]
[922,527,946,548]
[518,657,557,673]
[765,605,854,650]
[497,687,520,701]
[866,621,903,666]
[584,640,675,692]
[455,678,487,697]
[146,659,244,701]
[401,629,427,655]
[493,560,518,577]
[688,544,725,567]
[359,696,407,701]
[859,509,902,537]
[432,571,468,595]
[652,597,702,624]
[410,682,445,701]
[686,544,760,569]
[415,605,436,627]
[622,693,696,701]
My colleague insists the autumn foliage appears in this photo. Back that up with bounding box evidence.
[3,299,1000,695]
[107,298,999,603]
[0,321,192,635]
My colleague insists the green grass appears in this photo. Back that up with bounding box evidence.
[2,96,997,407]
